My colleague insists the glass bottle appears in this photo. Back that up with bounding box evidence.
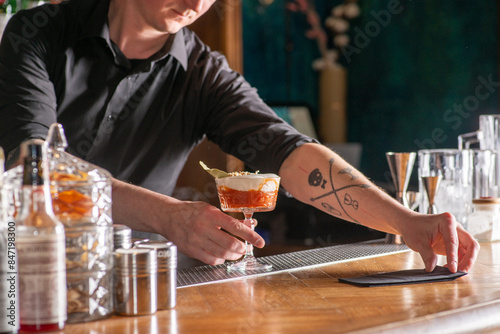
[15,143,67,332]
[46,123,113,323]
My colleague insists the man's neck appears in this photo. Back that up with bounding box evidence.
[108,0,170,60]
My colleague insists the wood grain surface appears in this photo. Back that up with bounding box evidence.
[63,242,500,334]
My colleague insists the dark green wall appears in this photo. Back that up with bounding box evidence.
[243,0,499,186]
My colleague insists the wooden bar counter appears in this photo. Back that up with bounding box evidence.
[64,242,500,334]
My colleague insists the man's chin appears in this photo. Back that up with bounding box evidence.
[162,20,194,34]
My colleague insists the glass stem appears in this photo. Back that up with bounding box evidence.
[244,212,255,258]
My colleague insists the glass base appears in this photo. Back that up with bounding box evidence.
[20,322,65,332]
[226,255,272,272]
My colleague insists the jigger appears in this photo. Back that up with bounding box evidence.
[421,175,442,214]
[385,152,416,244]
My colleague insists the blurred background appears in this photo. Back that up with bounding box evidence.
[242,0,498,186]
[185,0,500,252]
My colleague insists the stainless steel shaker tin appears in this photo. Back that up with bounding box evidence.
[114,248,157,316]
[135,241,177,309]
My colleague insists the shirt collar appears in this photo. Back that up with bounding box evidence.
[78,0,188,71]
[165,29,188,71]
[141,28,188,71]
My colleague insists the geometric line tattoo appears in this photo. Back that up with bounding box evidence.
[309,158,369,223]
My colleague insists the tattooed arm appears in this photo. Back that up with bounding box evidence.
[279,143,404,234]
[278,143,479,273]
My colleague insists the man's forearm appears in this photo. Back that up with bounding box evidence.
[278,143,415,235]
[111,178,266,264]
[111,178,180,235]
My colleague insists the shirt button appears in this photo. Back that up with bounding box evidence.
[107,115,114,121]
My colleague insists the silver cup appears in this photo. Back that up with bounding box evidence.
[385,152,416,244]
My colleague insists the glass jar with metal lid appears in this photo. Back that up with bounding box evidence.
[466,197,500,242]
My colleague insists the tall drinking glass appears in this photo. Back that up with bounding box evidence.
[215,173,280,272]
[471,149,497,199]
[459,114,500,197]
[418,149,472,226]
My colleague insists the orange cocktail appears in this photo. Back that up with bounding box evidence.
[215,173,280,272]
[216,173,280,212]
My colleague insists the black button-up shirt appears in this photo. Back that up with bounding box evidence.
[0,0,315,195]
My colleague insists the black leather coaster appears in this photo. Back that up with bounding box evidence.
[338,266,467,287]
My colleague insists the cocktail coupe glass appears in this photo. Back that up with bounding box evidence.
[215,174,280,272]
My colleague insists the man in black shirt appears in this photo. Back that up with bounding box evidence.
[0,0,478,272]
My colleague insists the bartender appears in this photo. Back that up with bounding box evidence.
[0,0,478,272]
